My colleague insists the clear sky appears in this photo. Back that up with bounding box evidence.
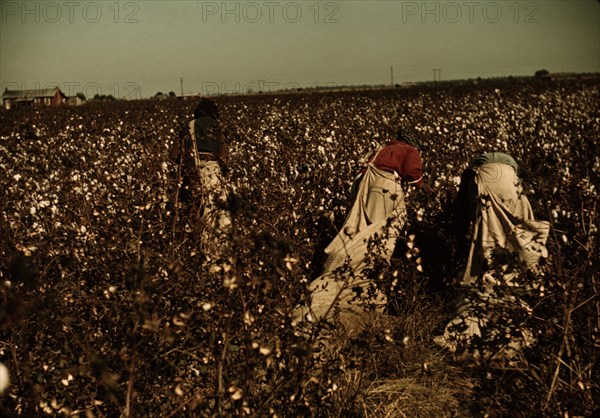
[1,0,599,98]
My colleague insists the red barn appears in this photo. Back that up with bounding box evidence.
[2,87,68,110]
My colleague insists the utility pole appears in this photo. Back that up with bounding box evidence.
[433,68,442,82]
[390,66,394,86]
[180,77,184,97]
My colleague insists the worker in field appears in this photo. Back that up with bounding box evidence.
[434,151,550,365]
[169,98,231,241]
[295,127,430,333]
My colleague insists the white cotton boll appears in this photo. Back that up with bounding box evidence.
[229,387,243,400]
[13,174,21,181]
[416,209,424,222]
[30,207,36,215]
[0,363,10,394]
[61,374,74,386]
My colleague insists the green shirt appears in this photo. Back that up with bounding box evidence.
[468,152,520,176]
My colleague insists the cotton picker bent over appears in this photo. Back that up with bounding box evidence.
[434,152,550,364]
[295,128,430,334]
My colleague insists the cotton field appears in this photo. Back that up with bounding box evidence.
[0,78,598,417]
